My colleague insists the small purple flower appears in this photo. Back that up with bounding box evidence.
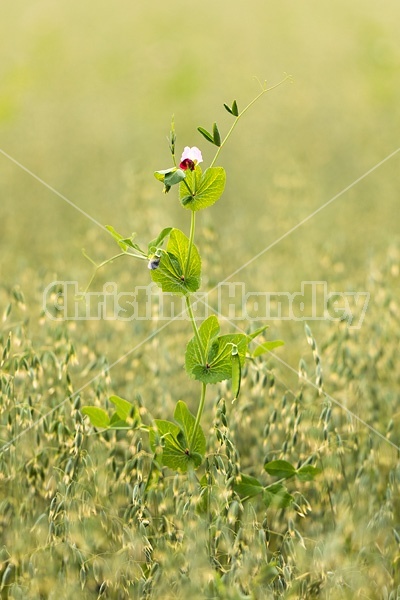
[148,255,161,270]
[179,146,203,171]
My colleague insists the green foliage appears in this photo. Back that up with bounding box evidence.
[154,167,185,185]
[193,332,247,383]
[197,126,215,145]
[109,395,141,426]
[264,459,321,481]
[105,225,145,254]
[81,406,110,428]
[247,324,270,341]
[164,168,186,187]
[154,167,187,193]
[147,226,173,254]
[82,395,141,430]
[179,164,202,204]
[150,418,185,470]
[185,315,248,384]
[2,2,400,596]
[1,262,400,598]
[149,401,206,471]
[234,474,264,499]
[197,122,223,146]
[174,400,206,458]
[150,228,201,294]
[79,85,289,493]
[264,459,297,478]
[296,464,322,481]
[224,99,239,116]
[252,339,285,357]
[263,483,294,508]
[179,166,226,211]
[212,122,221,146]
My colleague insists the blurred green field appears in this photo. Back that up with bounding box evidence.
[1,0,400,597]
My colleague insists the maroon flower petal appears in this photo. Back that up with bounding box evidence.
[179,158,195,171]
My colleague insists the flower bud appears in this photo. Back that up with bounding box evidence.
[148,255,161,270]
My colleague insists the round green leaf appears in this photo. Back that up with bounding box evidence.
[263,483,294,508]
[180,167,226,212]
[151,228,201,295]
[234,474,264,499]
[264,460,297,479]
[81,406,110,429]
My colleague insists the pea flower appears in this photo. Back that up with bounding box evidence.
[179,146,203,171]
[148,254,161,270]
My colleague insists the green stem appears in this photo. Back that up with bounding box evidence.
[184,210,196,279]
[185,293,207,454]
[182,177,194,197]
[209,75,291,168]
[81,251,146,295]
[185,295,205,363]
[189,382,207,453]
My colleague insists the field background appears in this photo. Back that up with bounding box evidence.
[1,0,400,598]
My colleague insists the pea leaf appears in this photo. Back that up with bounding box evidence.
[197,126,215,145]
[154,167,178,183]
[164,169,186,186]
[149,419,188,471]
[224,102,234,115]
[234,474,264,499]
[109,412,130,429]
[149,402,205,472]
[151,228,201,295]
[247,325,269,342]
[185,317,248,384]
[263,483,294,508]
[180,165,202,195]
[296,465,321,481]
[203,333,247,383]
[148,227,173,254]
[253,340,284,358]
[264,460,297,479]
[223,100,239,117]
[106,225,132,252]
[180,167,226,212]
[106,225,144,254]
[119,237,144,253]
[213,122,221,146]
[81,407,110,429]
[184,317,221,381]
[265,459,321,482]
[154,168,171,182]
[174,400,206,459]
[109,395,141,427]
[185,316,220,372]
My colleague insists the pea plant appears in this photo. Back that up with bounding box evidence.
[82,75,320,497]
